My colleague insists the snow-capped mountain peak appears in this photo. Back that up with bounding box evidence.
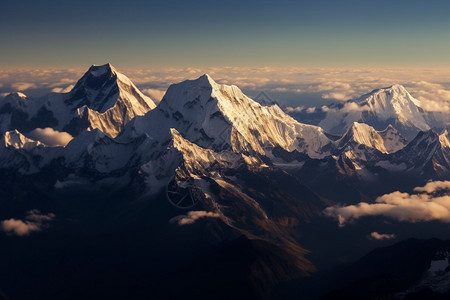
[338,122,388,153]
[319,84,430,140]
[2,129,44,150]
[356,84,421,107]
[67,63,156,114]
[127,74,333,158]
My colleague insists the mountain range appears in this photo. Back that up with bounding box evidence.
[1,64,449,300]
[2,65,448,185]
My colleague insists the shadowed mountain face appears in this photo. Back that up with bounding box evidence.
[0,66,449,300]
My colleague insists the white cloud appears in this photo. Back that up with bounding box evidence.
[2,66,450,113]
[142,88,166,103]
[27,128,73,147]
[408,81,450,113]
[324,181,450,226]
[321,105,330,112]
[322,92,351,101]
[284,106,304,113]
[316,82,352,92]
[11,82,37,91]
[369,232,396,240]
[341,102,368,113]
[51,85,74,93]
[1,210,55,236]
[1,219,41,236]
[414,181,450,194]
[169,210,221,226]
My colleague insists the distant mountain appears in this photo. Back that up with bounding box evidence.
[318,85,434,140]
[0,64,156,137]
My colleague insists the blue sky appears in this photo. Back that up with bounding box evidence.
[1,0,450,67]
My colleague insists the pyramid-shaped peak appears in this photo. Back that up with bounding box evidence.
[339,122,388,153]
[342,122,379,142]
[88,63,117,77]
[65,63,156,118]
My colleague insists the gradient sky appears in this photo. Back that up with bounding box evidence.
[1,0,450,68]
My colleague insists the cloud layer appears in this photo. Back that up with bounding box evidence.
[1,66,450,112]
[27,128,73,146]
[324,181,450,226]
[1,209,55,236]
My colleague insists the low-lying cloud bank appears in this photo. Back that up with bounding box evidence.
[1,209,55,236]
[2,66,450,112]
[27,128,73,147]
[324,181,450,226]
[169,210,221,226]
